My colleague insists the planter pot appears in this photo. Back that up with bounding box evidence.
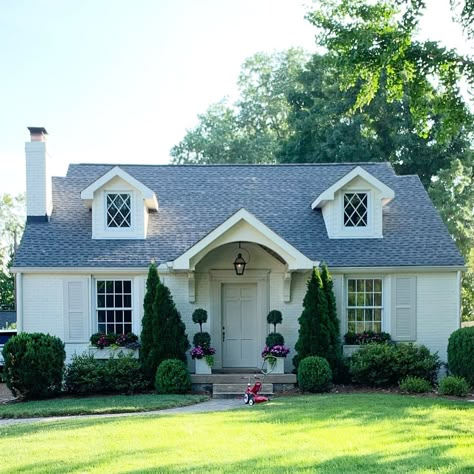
[343,345,360,357]
[89,347,139,359]
[264,356,285,374]
[195,358,212,374]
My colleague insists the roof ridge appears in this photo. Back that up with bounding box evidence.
[69,162,392,168]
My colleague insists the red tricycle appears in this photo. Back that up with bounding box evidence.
[242,358,274,406]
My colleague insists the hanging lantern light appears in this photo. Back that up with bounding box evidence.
[233,243,247,275]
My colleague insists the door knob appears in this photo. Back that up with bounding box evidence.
[222,326,225,342]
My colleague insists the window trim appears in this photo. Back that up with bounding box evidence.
[346,277,383,333]
[105,191,133,231]
[95,278,133,335]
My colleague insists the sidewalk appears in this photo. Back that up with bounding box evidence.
[0,397,245,427]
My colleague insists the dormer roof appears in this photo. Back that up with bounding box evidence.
[311,166,395,209]
[80,166,158,210]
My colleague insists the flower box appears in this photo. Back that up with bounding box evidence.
[89,347,139,359]
[263,356,285,374]
[195,357,212,374]
[343,345,360,357]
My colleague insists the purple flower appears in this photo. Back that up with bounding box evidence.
[261,344,290,358]
[191,345,216,359]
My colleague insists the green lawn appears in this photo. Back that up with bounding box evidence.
[0,394,208,418]
[0,394,473,473]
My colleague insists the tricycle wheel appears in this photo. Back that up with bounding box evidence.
[248,397,255,406]
[243,393,250,404]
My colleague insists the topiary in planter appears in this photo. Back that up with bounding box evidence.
[267,310,283,332]
[265,332,285,347]
[193,332,211,349]
[2,332,65,399]
[192,308,208,332]
[155,359,191,394]
[447,327,474,386]
[297,356,332,393]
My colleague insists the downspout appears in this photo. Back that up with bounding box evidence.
[16,272,23,332]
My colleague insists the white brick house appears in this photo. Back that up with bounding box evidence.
[12,127,465,371]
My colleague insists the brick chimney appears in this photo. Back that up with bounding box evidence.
[25,127,52,221]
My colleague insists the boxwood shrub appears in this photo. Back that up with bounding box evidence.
[2,332,65,399]
[438,375,471,397]
[350,342,440,387]
[399,376,432,394]
[155,359,191,394]
[297,356,332,393]
[447,327,474,386]
[64,353,146,395]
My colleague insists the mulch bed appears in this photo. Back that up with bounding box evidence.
[0,384,15,403]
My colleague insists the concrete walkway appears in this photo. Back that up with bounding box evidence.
[0,397,245,427]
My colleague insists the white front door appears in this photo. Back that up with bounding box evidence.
[222,283,258,368]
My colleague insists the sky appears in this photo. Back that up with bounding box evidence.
[0,0,471,196]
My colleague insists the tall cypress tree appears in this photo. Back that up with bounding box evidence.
[320,264,342,371]
[153,283,190,370]
[140,262,160,381]
[293,267,331,371]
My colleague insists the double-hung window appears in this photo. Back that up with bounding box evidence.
[347,278,383,332]
[96,280,132,334]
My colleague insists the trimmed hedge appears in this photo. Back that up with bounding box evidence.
[64,353,146,395]
[399,376,432,394]
[447,327,474,386]
[155,359,191,394]
[2,332,65,399]
[350,343,440,387]
[297,356,332,393]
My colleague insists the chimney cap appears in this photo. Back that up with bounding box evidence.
[27,127,48,135]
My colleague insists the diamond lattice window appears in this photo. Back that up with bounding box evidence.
[344,193,368,227]
[107,193,131,228]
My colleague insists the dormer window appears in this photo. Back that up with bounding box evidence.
[106,193,131,228]
[344,192,368,227]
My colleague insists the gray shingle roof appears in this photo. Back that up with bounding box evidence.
[14,163,464,268]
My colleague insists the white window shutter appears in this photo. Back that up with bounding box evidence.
[64,280,89,342]
[391,276,417,341]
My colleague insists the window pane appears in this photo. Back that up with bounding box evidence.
[365,293,374,306]
[115,281,122,293]
[347,309,356,321]
[348,322,356,332]
[348,280,356,292]
[348,293,356,306]
[356,322,364,333]
[357,280,366,292]
[366,279,373,292]
[106,281,113,293]
[106,310,115,322]
[124,311,132,323]
[115,295,123,307]
[98,323,105,333]
[124,295,132,308]
[374,309,382,321]
[374,322,381,332]
[98,311,105,323]
[106,295,114,307]
[106,324,115,334]
[97,281,105,293]
[116,310,123,322]
[124,324,132,334]
[97,295,105,308]
[365,309,373,322]
[374,279,382,292]
[115,324,124,335]
[123,281,132,293]
[374,293,382,306]
[357,293,365,306]
[356,309,364,322]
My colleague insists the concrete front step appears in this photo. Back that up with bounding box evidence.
[213,383,273,398]
[191,373,296,384]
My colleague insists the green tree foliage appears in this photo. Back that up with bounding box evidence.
[140,262,160,381]
[153,281,190,368]
[320,264,342,370]
[0,194,25,311]
[447,327,474,386]
[140,262,190,382]
[171,48,307,164]
[294,268,331,371]
[306,0,474,143]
